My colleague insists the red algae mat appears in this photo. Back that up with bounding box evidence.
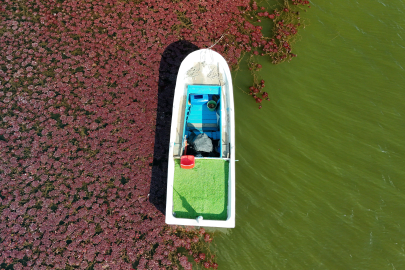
[173,159,229,220]
[0,0,252,269]
[0,0,310,268]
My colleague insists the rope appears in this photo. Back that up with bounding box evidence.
[184,35,227,83]
[186,62,200,80]
[207,34,227,49]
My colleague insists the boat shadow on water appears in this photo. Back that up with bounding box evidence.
[149,40,199,214]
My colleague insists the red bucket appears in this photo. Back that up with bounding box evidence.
[181,155,195,169]
[180,139,195,169]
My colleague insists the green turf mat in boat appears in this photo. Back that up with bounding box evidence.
[173,159,228,220]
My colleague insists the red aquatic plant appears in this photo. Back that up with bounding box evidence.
[0,0,234,268]
[0,0,309,267]
[231,0,308,108]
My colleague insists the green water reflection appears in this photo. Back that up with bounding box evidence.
[212,0,405,269]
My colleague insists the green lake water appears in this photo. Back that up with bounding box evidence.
[211,0,405,269]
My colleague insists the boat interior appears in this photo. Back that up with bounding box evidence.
[182,85,222,158]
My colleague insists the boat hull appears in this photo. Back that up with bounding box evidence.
[165,49,235,228]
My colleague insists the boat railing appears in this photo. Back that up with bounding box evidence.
[173,156,230,161]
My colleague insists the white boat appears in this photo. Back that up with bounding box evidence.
[165,49,235,228]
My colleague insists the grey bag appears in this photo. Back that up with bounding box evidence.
[192,133,213,153]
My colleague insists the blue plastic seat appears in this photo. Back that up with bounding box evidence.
[185,86,221,140]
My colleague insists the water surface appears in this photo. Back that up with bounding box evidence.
[212,0,405,269]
